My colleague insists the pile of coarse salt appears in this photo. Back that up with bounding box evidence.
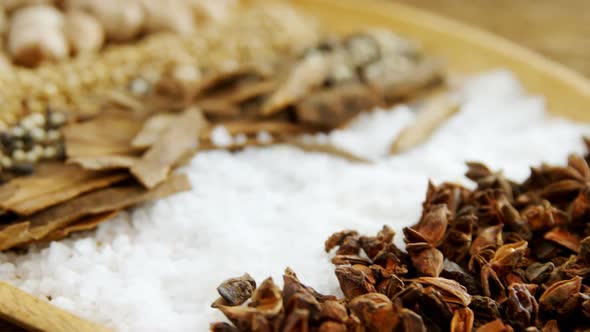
[0,70,589,332]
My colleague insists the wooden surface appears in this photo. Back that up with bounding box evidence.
[0,280,112,332]
[290,0,590,122]
[391,0,590,77]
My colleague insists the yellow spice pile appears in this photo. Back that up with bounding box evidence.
[0,3,320,129]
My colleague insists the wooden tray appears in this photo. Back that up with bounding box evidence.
[288,0,590,122]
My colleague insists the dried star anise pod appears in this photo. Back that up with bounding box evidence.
[466,162,518,202]
[348,293,399,332]
[451,307,475,332]
[538,276,582,314]
[501,283,538,330]
[213,273,257,307]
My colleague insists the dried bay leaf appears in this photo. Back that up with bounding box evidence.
[131,108,206,188]
[0,164,128,215]
[0,174,191,250]
[390,93,459,154]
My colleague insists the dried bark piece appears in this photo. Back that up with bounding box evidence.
[215,274,257,307]
[0,174,190,251]
[131,108,206,188]
[544,227,581,253]
[131,113,178,149]
[390,93,459,154]
[294,83,382,129]
[68,155,139,171]
[64,111,144,158]
[451,307,474,332]
[262,52,330,116]
[31,210,121,244]
[0,164,128,215]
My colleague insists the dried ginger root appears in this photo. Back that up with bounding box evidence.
[64,10,104,55]
[7,5,69,67]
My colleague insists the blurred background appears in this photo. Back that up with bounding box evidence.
[392,0,590,77]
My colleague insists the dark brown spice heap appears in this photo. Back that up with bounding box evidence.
[210,139,590,332]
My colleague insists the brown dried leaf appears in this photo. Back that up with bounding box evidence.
[131,108,206,188]
[0,174,191,251]
[544,228,581,253]
[0,164,128,215]
[390,93,459,154]
[451,307,474,332]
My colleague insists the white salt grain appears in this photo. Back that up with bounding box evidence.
[256,131,272,144]
[0,70,589,332]
[210,125,233,147]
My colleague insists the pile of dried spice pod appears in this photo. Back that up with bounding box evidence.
[210,138,590,332]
